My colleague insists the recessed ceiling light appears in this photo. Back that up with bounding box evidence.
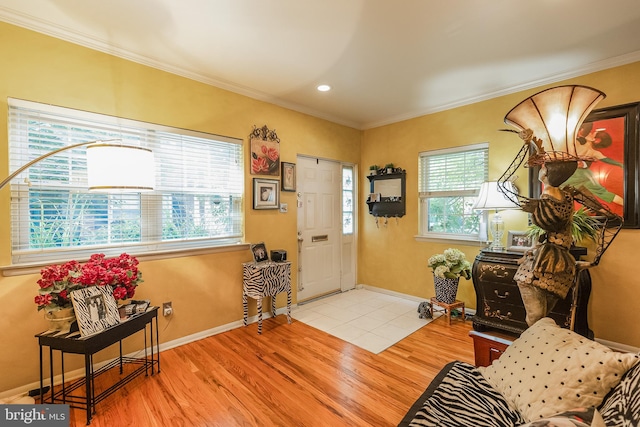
[317,84,331,92]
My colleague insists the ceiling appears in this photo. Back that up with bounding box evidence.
[2,0,640,130]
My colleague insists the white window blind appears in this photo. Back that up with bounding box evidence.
[418,143,488,238]
[8,99,243,265]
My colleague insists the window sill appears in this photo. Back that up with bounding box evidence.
[1,243,251,277]
[414,235,488,247]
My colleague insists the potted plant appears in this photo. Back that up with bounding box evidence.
[526,207,600,245]
[427,248,472,304]
[385,163,395,174]
[35,253,144,329]
[369,164,379,176]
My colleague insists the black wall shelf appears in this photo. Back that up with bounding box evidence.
[366,170,406,218]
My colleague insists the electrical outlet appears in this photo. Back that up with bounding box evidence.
[163,302,173,316]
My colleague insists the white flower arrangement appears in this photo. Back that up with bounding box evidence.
[427,248,472,280]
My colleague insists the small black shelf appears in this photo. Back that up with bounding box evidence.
[367,170,406,217]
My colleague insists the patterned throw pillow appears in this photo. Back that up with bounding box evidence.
[479,317,638,422]
[598,358,640,427]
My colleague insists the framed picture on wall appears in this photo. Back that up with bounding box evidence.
[249,125,280,176]
[253,178,280,209]
[529,102,640,228]
[281,162,296,192]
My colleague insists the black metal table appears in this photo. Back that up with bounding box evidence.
[36,307,160,425]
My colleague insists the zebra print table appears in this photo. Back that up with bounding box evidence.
[242,261,292,334]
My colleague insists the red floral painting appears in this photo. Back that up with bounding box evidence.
[250,138,280,176]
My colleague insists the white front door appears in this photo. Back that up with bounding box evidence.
[297,157,342,301]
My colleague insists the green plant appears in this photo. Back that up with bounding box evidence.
[369,164,379,171]
[526,207,600,244]
[384,163,395,169]
[427,248,472,280]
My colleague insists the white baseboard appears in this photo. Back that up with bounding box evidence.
[0,307,294,400]
[596,338,640,354]
[4,294,634,400]
[358,283,477,316]
[358,283,640,352]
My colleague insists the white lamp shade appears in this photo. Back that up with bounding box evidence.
[87,144,155,191]
[504,85,605,159]
[473,181,519,211]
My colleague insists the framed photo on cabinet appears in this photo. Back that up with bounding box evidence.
[70,286,121,337]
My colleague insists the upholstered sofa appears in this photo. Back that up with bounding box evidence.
[399,318,639,427]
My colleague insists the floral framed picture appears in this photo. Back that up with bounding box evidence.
[250,125,281,175]
[253,178,280,210]
[507,230,534,252]
[70,286,121,337]
[529,102,640,228]
[281,162,296,192]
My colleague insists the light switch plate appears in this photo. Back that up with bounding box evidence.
[280,203,288,213]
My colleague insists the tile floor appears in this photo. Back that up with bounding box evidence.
[292,288,440,354]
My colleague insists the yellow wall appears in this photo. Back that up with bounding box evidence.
[0,22,361,392]
[360,63,640,349]
[2,20,639,394]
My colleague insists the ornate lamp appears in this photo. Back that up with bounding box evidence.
[504,85,605,163]
[473,181,519,251]
[0,139,155,191]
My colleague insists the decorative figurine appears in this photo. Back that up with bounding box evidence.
[497,86,623,326]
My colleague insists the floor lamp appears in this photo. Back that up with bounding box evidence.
[0,139,155,191]
[473,181,519,251]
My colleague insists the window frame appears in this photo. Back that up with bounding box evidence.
[417,142,489,243]
[6,98,245,270]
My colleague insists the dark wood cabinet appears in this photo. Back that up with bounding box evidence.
[471,249,593,339]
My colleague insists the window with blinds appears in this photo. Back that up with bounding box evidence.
[418,143,488,239]
[8,99,243,265]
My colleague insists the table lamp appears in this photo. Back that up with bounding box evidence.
[473,181,519,251]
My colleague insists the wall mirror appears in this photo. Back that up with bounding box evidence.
[373,178,402,197]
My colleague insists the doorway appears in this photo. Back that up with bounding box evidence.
[296,156,356,302]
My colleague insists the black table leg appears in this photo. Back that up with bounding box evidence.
[84,353,92,425]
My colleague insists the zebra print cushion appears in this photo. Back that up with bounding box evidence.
[401,361,525,427]
[599,358,640,427]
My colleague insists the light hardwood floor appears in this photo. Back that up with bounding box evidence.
[61,315,474,426]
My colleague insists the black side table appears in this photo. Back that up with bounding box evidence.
[36,307,160,425]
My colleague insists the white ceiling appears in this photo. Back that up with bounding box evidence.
[2,0,640,129]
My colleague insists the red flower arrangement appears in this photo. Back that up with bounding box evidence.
[35,253,143,312]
